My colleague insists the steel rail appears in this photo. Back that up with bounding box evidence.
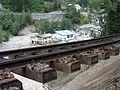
[0,33,120,56]
[0,35,120,68]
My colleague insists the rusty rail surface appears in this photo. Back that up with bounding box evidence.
[0,34,120,68]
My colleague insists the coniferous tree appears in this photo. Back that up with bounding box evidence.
[89,0,120,36]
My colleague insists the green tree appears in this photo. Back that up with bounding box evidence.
[34,20,51,34]
[9,0,31,12]
[89,0,102,12]
[3,31,11,41]
[50,21,60,31]
[0,0,61,13]
[107,2,120,34]
[64,6,81,24]
[0,12,32,41]
[0,25,3,43]
[101,0,120,35]
[0,0,11,10]
[89,0,120,36]
[52,1,61,11]
[34,19,73,34]
[60,19,73,30]
[30,0,45,13]
[12,21,20,35]
[3,18,13,32]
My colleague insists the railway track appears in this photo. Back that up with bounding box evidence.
[0,34,120,86]
[0,34,120,68]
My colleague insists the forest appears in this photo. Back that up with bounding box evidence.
[0,0,61,12]
[0,0,120,42]
[0,12,31,42]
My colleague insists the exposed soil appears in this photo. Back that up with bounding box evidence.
[19,25,36,35]
[46,55,120,90]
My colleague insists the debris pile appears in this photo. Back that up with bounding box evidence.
[94,48,110,60]
[3,86,20,90]
[78,51,98,65]
[25,62,57,83]
[0,69,14,80]
[54,56,80,73]
[26,63,50,71]
[57,56,76,64]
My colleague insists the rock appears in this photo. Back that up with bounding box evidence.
[8,87,20,90]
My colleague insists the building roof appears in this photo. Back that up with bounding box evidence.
[55,30,74,36]
[38,34,52,38]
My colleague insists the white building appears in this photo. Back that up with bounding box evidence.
[31,30,94,46]
[55,30,75,42]
[78,24,101,38]
[68,4,82,12]
[31,34,54,45]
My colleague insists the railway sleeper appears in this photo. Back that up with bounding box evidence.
[95,49,110,60]
[24,63,57,83]
[81,55,98,65]
[110,47,119,56]
[0,78,23,90]
[76,52,98,65]
[105,46,119,56]
[0,69,23,90]
[113,43,120,52]
[53,57,81,73]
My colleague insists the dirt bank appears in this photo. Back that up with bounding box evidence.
[47,55,120,90]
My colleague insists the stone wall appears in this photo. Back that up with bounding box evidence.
[31,11,64,21]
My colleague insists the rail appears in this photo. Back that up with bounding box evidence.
[0,34,120,68]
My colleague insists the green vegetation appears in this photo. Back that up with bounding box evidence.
[0,11,31,42]
[106,1,120,35]
[63,4,90,27]
[1,0,120,43]
[89,0,120,36]
[80,15,90,25]
[0,0,61,13]
[64,6,81,24]
[0,25,3,43]
[64,0,88,7]
[34,19,73,34]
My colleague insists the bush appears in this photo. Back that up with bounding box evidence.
[71,17,80,24]
[34,19,73,34]
[64,6,81,24]
[0,26,3,43]
[1,0,61,13]
[3,31,11,41]
[60,19,73,30]
[0,12,32,41]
